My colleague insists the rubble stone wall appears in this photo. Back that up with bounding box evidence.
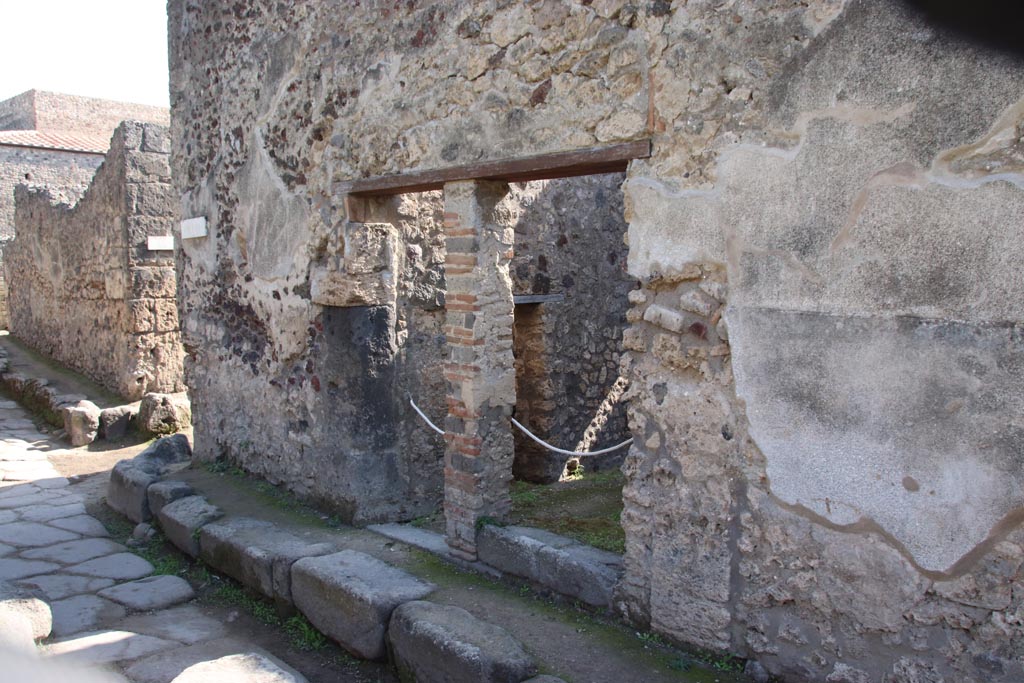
[0,147,105,329]
[5,121,184,401]
[0,146,103,238]
[169,1,1024,680]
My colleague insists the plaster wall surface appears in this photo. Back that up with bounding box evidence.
[5,122,184,400]
[169,1,1024,680]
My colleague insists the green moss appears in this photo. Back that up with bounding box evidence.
[509,470,626,553]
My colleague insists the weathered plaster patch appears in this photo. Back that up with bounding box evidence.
[730,307,1024,572]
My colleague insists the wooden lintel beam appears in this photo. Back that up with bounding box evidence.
[336,139,651,197]
[513,293,565,305]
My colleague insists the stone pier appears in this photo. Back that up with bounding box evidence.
[441,181,516,560]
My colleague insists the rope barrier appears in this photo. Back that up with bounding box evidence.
[510,417,633,457]
[408,396,445,435]
[410,396,634,457]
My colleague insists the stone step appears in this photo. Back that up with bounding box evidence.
[476,524,622,608]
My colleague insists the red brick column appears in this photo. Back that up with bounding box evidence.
[442,180,516,560]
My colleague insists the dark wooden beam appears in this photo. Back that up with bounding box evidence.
[336,140,651,197]
[513,293,565,305]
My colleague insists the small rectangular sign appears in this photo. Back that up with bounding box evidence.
[181,216,208,239]
[147,235,174,251]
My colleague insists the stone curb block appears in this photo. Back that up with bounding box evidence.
[388,600,537,683]
[291,550,434,660]
[106,434,192,523]
[476,525,622,608]
[147,480,194,519]
[158,496,223,557]
[197,518,335,607]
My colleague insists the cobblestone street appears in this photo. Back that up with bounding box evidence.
[0,398,312,681]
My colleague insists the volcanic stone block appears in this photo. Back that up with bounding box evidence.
[476,525,622,608]
[198,518,334,605]
[107,459,162,523]
[138,392,191,436]
[147,480,193,519]
[158,496,222,557]
[291,550,434,659]
[388,601,537,683]
[106,435,193,523]
[99,403,140,440]
[62,400,101,446]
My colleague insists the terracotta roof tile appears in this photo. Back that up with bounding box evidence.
[0,130,108,154]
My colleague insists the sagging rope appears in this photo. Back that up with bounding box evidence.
[511,417,633,457]
[408,396,445,435]
[408,396,634,457]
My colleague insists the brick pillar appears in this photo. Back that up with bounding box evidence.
[442,180,516,560]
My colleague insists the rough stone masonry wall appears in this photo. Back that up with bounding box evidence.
[0,146,104,238]
[5,121,184,400]
[509,174,632,482]
[168,1,1024,680]
[0,147,105,329]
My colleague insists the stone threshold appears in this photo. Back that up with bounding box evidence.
[369,522,623,610]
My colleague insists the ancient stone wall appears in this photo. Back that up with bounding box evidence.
[509,174,632,482]
[0,91,37,131]
[0,146,103,238]
[0,90,170,136]
[5,121,184,400]
[169,1,1024,680]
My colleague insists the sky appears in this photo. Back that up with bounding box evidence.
[0,0,170,107]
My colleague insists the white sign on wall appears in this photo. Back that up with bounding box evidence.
[147,235,175,251]
[181,216,208,239]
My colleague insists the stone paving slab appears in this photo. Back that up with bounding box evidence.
[20,501,88,522]
[115,604,227,646]
[17,572,116,601]
[22,538,127,564]
[0,521,82,547]
[98,575,195,611]
[66,552,155,580]
[0,557,62,580]
[46,628,179,665]
[51,514,112,537]
[50,594,127,637]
